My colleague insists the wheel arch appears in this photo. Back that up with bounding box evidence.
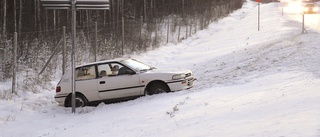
[145,80,171,94]
[64,92,88,107]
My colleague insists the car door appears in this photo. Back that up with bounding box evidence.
[97,62,143,99]
[75,65,99,100]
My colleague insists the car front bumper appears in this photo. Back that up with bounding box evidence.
[167,77,196,91]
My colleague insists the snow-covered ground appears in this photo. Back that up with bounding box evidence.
[1,1,320,137]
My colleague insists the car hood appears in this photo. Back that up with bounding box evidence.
[142,68,192,74]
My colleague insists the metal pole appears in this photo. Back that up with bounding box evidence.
[186,19,188,39]
[95,22,98,62]
[12,32,17,94]
[302,14,305,34]
[139,16,143,50]
[195,18,197,33]
[122,17,124,55]
[155,19,158,48]
[63,26,66,75]
[71,0,77,113]
[189,20,192,36]
[39,39,63,76]
[167,19,169,43]
[258,2,260,31]
[178,18,181,43]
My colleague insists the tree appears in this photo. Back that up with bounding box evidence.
[0,0,7,81]
[2,0,6,38]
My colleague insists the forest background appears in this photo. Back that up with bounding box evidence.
[0,0,244,96]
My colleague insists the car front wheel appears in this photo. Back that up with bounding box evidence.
[147,82,170,95]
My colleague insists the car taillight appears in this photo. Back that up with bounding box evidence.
[56,86,61,93]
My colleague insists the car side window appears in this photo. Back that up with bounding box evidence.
[98,64,111,77]
[76,65,96,81]
[97,63,126,77]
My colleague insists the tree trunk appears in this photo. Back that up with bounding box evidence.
[1,0,7,81]
[54,10,56,30]
[45,10,48,31]
[18,0,23,35]
[121,0,124,18]
[37,0,41,31]
[144,0,147,22]
[14,0,17,32]
[34,0,37,31]
[2,0,7,38]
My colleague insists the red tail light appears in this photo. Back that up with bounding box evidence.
[56,86,61,93]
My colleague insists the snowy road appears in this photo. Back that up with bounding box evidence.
[281,2,320,32]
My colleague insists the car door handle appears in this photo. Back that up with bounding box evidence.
[99,81,106,84]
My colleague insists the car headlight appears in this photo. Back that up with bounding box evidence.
[172,74,186,80]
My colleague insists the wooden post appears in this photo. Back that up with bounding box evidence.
[12,32,18,94]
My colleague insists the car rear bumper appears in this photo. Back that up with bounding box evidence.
[54,94,68,106]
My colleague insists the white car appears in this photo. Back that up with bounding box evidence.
[55,58,196,107]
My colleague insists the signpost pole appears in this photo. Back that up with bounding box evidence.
[71,0,76,113]
[40,0,109,113]
[258,2,260,31]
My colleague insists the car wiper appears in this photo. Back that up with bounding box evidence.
[140,67,155,71]
[140,69,150,72]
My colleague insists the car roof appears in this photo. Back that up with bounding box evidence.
[76,58,130,68]
[305,3,316,6]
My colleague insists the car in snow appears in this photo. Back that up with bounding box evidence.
[55,58,196,107]
[304,3,319,14]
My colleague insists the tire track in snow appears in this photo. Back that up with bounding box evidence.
[192,32,320,90]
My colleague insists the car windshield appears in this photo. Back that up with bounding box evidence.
[306,4,315,7]
[121,59,153,71]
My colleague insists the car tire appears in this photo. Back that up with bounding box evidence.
[147,82,170,95]
[65,94,88,107]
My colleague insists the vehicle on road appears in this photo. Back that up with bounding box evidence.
[304,3,319,14]
[55,58,196,107]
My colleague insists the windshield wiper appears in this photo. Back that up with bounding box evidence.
[140,67,156,72]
